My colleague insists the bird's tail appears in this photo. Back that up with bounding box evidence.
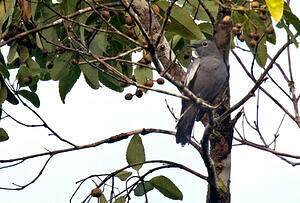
[176,104,199,145]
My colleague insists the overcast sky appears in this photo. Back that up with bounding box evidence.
[0,3,300,203]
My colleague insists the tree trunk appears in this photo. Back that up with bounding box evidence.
[207,2,233,202]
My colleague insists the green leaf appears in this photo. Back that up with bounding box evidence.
[256,37,268,68]
[150,176,183,200]
[179,0,218,22]
[51,52,73,81]
[41,27,58,52]
[134,65,153,87]
[283,10,300,34]
[17,89,40,108]
[98,67,123,92]
[0,77,18,105]
[59,65,81,103]
[134,181,154,196]
[169,36,192,67]
[114,196,125,203]
[7,42,18,64]
[156,1,202,40]
[26,57,40,69]
[79,10,93,46]
[19,45,29,63]
[31,0,38,19]
[198,22,213,36]
[6,88,18,105]
[266,0,284,22]
[0,0,16,32]
[0,128,9,142]
[126,134,145,171]
[0,63,10,78]
[60,0,76,15]
[116,171,132,181]
[89,32,108,56]
[280,20,298,47]
[80,64,100,89]
[100,194,107,203]
[0,82,7,104]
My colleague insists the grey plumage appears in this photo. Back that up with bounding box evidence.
[176,39,228,145]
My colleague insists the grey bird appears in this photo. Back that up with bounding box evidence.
[176,39,228,145]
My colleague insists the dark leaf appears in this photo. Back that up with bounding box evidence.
[150,175,183,200]
[0,81,7,104]
[116,171,132,181]
[98,65,123,92]
[51,52,73,81]
[7,42,18,64]
[0,128,9,142]
[17,89,40,108]
[134,65,153,88]
[134,181,154,196]
[0,64,10,78]
[59,65,81,103]
[126,134,145,171]
[156,1,202,40]
[80,64,100,89]
[283,10,300,34]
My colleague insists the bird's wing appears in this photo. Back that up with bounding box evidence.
[189,57,227,103]
[184,58,201,86]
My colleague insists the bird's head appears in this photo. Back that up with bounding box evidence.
[189,39,219,57]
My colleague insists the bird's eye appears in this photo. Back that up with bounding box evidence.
[202,41,208,47]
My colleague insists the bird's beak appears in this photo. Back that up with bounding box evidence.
[187,43,197,49]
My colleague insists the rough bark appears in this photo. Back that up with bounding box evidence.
[207,1,233,202]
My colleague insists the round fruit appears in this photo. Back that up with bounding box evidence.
[249,39,256,48]
[102,10,110,20]
[251,1,259,9]
[253,33,260,41]
[125,28,136,39]
[125,16,134,25]
[91,188,102,198]
[259,13,267,20]
[71,59,77,65]
[157,78,165,85]
[183,54,190,60]
[260,5,267,14]
[135,89,143,98]
[265,27,274,34]
[125,93,133,100]
[41,49,48,57]
[235,23,243,29]
[249,32,255,38]
[22,77,32,85]
[131,75,136,82]
[21,38,29,45]
[145,80,154,87]
[222,15,231,23]
[144,55,152,64]
[139,58,147,65]
[232,27,240,35]
[238,35,245,42]
[46,61,54,69]
[237,6,245,14]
